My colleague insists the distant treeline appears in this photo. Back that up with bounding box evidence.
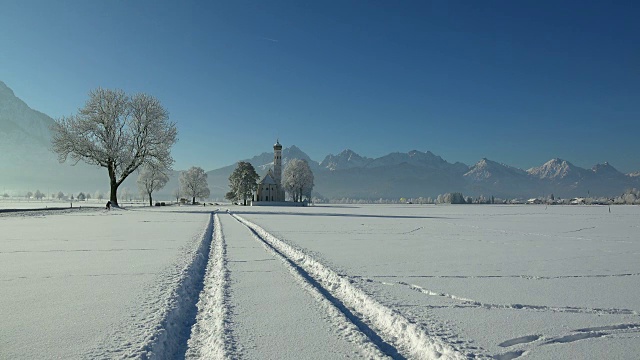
[319,188,640,205]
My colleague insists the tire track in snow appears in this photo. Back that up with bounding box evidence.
[139,212,215,359]
[404,283,638,315]
[399,226,424,235]
[231,213,468,360]
[542,323,640,345]
[230,213,390,359]
[363,273,640,280]
[440,221,595,242]
[498,335,540,347]
[352,277,639,359]
[185,212,232,359]
[492,323,640,359]
[563,226,597,233]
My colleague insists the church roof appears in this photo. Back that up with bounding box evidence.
[260,170,277,185]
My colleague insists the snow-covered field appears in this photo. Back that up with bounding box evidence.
[0,200,100,210]
[1,204,638,359]
[0,206,211,359]
[0,199,148,210]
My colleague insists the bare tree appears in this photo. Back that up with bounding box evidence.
[57,191,65,200]
[34,190,45,200]
[282,159,314,202]
[172,188,181,204]
[120,187,130,203]
[51,88,178,207]
[26,191,33,200]
[137,164,169,206]
[180,167,210,204]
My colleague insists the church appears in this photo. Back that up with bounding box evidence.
[253,140,286,203]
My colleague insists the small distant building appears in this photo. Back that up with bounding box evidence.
[527,198,543,204]
[253,140,286,203]
[570,198,586,205]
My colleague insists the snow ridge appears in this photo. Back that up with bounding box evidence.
[185,213,230,359]
[142,212,215,358]
[232,214,467,360]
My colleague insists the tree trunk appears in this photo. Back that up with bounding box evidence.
[108,165,119,207]
[192,196,196,204]
[148,192,153,207]
[110,180,119,207]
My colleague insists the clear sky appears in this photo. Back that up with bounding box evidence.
[1,0,639,172]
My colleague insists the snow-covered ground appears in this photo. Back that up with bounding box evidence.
[0,199,149,210]
[0,199,100,210]
[0,206,211,359]
[1,204,638,359]
[235,204,640,359]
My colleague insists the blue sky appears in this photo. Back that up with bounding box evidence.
[1,1,639,172]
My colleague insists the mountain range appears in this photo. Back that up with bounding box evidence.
[209,148,639,200]
[1,80,638,200]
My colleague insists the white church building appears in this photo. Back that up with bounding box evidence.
[252,140,287,204]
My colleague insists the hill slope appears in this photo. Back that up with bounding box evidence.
[0,81,138,196]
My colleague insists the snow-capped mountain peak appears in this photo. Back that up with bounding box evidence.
[527,158,578,179]
[340,149,358,160]
[465,158,527,181]
[320,149,370,171]
[592,162,622,175]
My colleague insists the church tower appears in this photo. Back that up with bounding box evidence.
[254,140,286,203]
[273,139,283,185]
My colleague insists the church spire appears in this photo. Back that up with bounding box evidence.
[273,139,283,187]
